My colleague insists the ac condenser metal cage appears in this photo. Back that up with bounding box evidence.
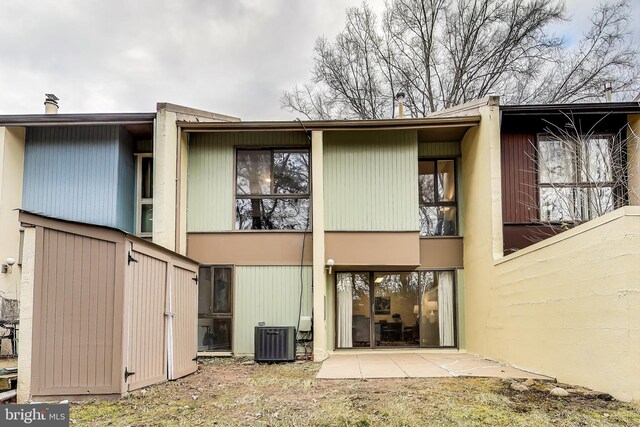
[254,326,295,362]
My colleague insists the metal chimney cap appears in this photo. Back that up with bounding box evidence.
[45,93,59,104]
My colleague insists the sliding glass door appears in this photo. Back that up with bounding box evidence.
[373,272,419,347]
[336,271,456,349]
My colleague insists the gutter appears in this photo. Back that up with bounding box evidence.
[500,102,640,115]
[0,113,156,126]
[177,116,481,132]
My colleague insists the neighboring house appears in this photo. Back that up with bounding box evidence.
[499,102,640,253]
[0,96,639,401]
[0,101,238,300]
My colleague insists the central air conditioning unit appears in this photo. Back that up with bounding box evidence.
[254,326,295,362]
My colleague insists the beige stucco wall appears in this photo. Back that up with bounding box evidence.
[462,105,640,401]
[0,126,25,301]
[312,131,329,361]
[17,226,35,403]
[460,102,503,357]
[628,114,640,206]
[153,109,178,251]
[491,207,640,401]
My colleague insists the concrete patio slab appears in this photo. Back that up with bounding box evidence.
[316,354,361,379]
[357,354,407,378]
[316,352,554,381]
[388,353,451,377]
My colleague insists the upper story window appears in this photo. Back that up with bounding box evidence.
[235,148,310,230]
[136,154,153,237]
[537,134,617,222]
[419,160,457,236]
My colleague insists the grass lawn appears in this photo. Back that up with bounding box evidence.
[71,358,640,426]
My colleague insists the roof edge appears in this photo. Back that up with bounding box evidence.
[0,112,156,126]
[427,96,500,118]
[500,101,640,115]
[18,210,198,265]
[176,115,481,132]
[157,102,240,122]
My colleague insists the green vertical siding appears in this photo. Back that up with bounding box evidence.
[187,132,309,232]
[324,130,418,231]
[419,141,461,157]
[325,274,336,352]
[234,266,312,354]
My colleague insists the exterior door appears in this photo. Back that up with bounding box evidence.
[336,271,457,349]
[126,247,168,391]
[169,264,199,379]
[197,265,233,352]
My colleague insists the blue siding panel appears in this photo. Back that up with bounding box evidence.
[23,125,136,231]
[116,127,135,232]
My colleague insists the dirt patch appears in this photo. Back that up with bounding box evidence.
[71,358,640,426]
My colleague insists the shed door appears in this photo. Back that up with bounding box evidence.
[169,265,199,379]
[126,249,168,391]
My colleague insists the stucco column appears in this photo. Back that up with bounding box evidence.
[176,130,189,255]
[0,127,25,302]
[17,226,36,403]
[627,114,640,206]
[311,131,328,361]
[460,100,502,357]
[153,108,178,251]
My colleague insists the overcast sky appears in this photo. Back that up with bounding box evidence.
[0,0,638,120]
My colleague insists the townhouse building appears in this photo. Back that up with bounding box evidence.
[0,96,638,401]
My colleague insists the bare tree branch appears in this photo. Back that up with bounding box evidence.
[282,0,639,119]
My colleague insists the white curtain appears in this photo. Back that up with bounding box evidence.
[337,274,353,348]
[438,271,455,346]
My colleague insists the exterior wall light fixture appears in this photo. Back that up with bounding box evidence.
[1,257,16,274]
[325,258,335,274]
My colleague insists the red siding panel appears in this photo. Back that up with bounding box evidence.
[501,132,538,223]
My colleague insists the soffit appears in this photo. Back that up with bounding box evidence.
[178,116,480,143]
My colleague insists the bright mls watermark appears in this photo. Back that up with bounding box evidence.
[1,404,69,426]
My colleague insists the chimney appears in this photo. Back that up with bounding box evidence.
[44,94,59,114]
[395,91,406,118]
[604,82,613,102]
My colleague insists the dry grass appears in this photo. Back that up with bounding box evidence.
[71,358,640,426]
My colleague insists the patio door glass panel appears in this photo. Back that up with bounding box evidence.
[198,266,233,351]
[418,271,455,347]
[336,272,370,348]
[373,273,420,347]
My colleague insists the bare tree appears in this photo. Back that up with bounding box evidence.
[519,112,637,243]
[282,0,639,119]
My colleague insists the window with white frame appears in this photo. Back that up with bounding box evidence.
[136,154,153,237]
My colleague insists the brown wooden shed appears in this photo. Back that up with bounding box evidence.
[17,212,199,401]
